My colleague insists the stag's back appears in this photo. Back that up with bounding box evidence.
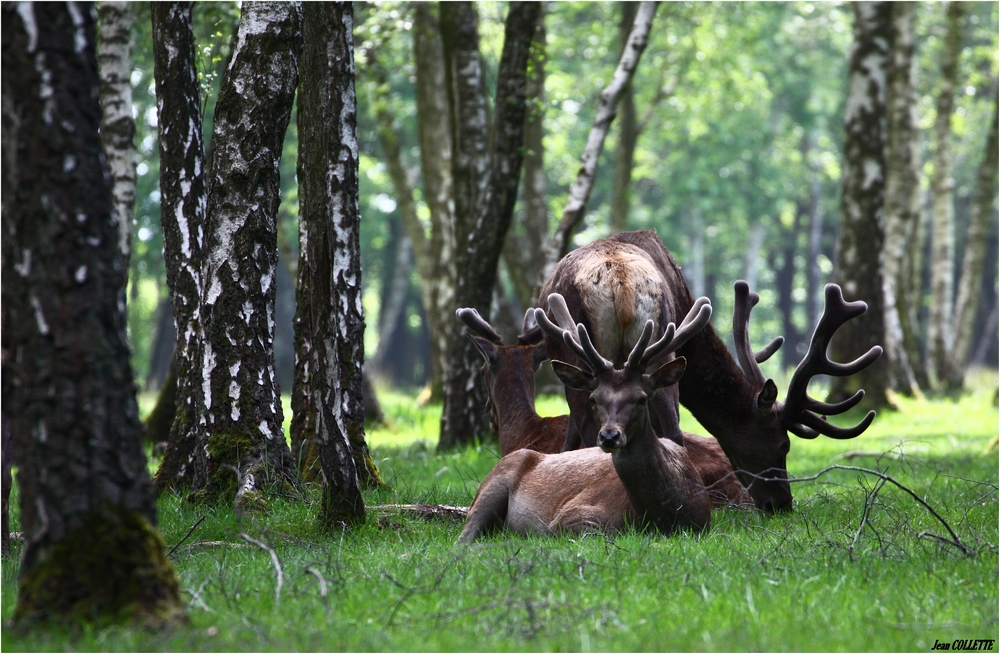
[541,237,676,366]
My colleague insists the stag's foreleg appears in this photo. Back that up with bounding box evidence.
[457,450,541,544]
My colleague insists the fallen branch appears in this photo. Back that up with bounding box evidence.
[305,566,330,625]
[167,514,207,558]
[368,503,469,521]
[240,533,284,604]
[735,464,974,556]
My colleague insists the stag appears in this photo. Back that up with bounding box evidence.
[539,230,882,513]
[457,307,751,507]
[457,300,712,543]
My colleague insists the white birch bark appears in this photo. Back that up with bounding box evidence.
[927,1,963,388]
[97,1,136,266]
[882,2,921,396]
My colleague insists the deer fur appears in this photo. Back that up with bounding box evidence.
[540,230,881,514]
[538,236,687,450]
[457,354,711,543]
[459,309,750,507]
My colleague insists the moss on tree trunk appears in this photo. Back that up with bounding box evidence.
[15,507,186,627]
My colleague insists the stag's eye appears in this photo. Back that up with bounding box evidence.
[588,397,597,408]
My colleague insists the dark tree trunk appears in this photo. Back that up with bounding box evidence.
[296,2,377,528]
[439,2,542,450]
[145,296,175,391]
[502,5,548,309]
[827,2,892,407]
[412,3,458,401]
[196,2,300,505]
[1,3,184,625]
[150,2,208,494]
[610,2,640,233]
[144,360,178,448]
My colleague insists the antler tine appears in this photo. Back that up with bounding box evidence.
[625,320,657,370]
[780,283,883,440]
[732,281,768,387]
[787,409,877,440]
[546,293,578,332]
[754,336,784,364]
[573,323,613,373]
[533,307,592,368]
[517,309,544,345]
[456,307,503,344]
[642,298,712,369]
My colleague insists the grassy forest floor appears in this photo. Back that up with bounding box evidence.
[2,370,998,651]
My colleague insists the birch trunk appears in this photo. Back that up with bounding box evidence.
[610,2,640,233]
[948,97,999,384]
[439,1,541,450]
[197,2,300,505]
[295,2,370,526]
[2,3,184,625]
[150,2,209,492]
[536,1,658,297]
[97,1,136,267]
[927,1,963,389]
[827,1,891,407]
[413,3,457,401]
[882,1,921,396]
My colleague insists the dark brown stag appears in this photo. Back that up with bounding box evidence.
[457,299,712,543]
[539,230,882,513]
[457,307,751,507]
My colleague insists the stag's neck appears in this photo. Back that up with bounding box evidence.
[677,321,756,437]
[611,421,704,534]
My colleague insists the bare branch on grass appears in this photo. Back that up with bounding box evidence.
[167,513,207,557]
[849,475,887,561]
[736,464,974,556]
[240,533,284,605]
[305,566,331,626]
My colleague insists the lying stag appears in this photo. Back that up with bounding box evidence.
[457,296,712,543]
[457,307,750,507]
[539,230,882,513]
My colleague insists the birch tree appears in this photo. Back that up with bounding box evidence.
[927,1,964,389]
[97,1,136,266]
[882,1,922,396]
[438,1,542,450]
[827,1,892,407]
[195,2,300,504]
[2,2,184,625]
[293,2,373,526]
[536,1,659,294]
[150,2,209,492]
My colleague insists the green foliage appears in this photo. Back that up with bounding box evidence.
[3,377,997,650]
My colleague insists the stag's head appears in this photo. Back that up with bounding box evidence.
[536,293,712,453]
[723,281,883,513]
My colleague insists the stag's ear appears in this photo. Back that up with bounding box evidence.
[644,356,687,390]
[756,379,778,412]
[551,360,598,391]
[468,335,499,367]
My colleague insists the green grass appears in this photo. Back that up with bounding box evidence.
[3,372,998,651]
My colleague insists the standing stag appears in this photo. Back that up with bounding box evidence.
[538,230,882,513]
[457,307,751,507]
[457,298,712,543]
